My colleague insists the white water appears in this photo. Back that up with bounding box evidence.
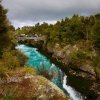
[63,75,85,100]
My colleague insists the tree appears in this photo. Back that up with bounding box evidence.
[0,0,11,56]
[67,15,85,43]
[81,16,95,41]
[92,20,100,48]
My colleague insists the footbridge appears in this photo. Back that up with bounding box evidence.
[16,34,44,42]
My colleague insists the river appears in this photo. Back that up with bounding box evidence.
[16,44,85,100]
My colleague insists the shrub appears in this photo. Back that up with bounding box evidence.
[0,49,27,78]
[2,50,20,69]
[15,51,27,67]
[70,50,87,61]
[37,66,54,80]
[20,67,38,75]
[0,63,8,78]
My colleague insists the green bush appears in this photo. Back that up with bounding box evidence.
[37,66,54,80]
[70,50,87,61]
[2,50,20,69]
[0,49,27,78]
[0,66,8,78]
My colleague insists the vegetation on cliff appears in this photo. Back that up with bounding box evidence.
[0,0,27,78]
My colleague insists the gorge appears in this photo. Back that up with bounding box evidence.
[16,44,85,100]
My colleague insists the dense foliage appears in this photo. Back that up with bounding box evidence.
[0,0,15,56]
[16,14,100,48]
[0,1,26,78]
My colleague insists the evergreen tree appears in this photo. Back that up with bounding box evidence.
[0,0,11,56]
[92,20,100,48]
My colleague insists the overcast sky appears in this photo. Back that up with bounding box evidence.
[2,0,100,28]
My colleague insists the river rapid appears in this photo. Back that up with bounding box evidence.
[16,44,85,100]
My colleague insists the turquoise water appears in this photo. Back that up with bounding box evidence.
[16,44,63,88]
[16,44,85,100]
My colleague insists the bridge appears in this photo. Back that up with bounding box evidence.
[16,34,44,42]
[17,36,43,42]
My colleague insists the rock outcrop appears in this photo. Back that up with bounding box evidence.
[0,72,69,100]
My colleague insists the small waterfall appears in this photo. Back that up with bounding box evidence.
[63,75,85,100]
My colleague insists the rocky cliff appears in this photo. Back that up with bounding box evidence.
[45,42,100,100]
[0,68,69,100]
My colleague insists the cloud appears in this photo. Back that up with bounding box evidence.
[2,0,100,28]
[11,20,57,29]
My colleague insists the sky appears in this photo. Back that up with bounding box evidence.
[2,0,100,28]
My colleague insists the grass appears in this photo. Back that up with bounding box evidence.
[37,66,54,80]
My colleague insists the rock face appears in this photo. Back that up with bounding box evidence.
[0,73,69,100]
[46,44,97,80]
[44,43,100,99]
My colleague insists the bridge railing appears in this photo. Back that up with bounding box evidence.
[17,36,43,41]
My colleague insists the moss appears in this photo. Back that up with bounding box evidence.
[4,95,14,100]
